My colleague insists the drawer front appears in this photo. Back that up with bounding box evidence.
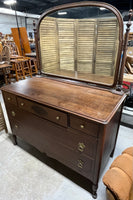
[6,105,95,181]
[17,96,67,127]
[47,141,94,181]
[7,104,97,160]
[70,115,99,137]
[52,129,97,159]
[3,92,17,106]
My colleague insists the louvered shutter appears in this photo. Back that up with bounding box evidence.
[57,18,75,71]
[40,17,59,72]
[77,19,96,73]
[95,18,119,76]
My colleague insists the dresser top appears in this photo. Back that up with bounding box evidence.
[2,77,126,124]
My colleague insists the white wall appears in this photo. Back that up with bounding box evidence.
[0,8,39,37]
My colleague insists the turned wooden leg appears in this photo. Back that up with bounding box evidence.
[92,184,97,199]
[12,134,17,145]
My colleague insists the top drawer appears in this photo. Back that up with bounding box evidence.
[70,115,99,137]
[3,92,17,106]
[17,96,67,127]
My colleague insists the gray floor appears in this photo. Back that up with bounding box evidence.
[0,91,133,200]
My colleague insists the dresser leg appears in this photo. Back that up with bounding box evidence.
[110,148,115,157]
[92,184,97,199]
[12,134,17,145]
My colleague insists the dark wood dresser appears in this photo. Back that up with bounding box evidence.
[1,1,132,198]
[1,77,126,198]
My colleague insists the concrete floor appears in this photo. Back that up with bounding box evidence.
[0,91,133,200]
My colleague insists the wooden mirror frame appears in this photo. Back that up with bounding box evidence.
[36,1,124,89]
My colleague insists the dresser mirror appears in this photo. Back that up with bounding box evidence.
[38,2,123,87]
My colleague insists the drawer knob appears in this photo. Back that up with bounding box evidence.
[56,116,60,120]
[21,102,24,106]
[78,143,85,152]
[15,125,18,129]
[80,125,84,129]
[7,97,11,101]
[11,111,16,117]
[77,160,84,169]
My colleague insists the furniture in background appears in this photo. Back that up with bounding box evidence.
[0,63,12,85]
[125,54,133,74]
[103,147,133,200]
[11,27,31,56]
[25,52,36,58]
[1,2,132,199]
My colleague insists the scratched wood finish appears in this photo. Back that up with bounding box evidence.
[1,77,126,124]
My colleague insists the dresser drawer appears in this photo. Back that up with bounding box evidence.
[7,104,97,160]
[47,141,94,181]
[3,92,17,106]
[52,129,97,159]
[17,97,67,127]
[70,115,99,137]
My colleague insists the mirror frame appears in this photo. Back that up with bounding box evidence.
[36,1,123,88]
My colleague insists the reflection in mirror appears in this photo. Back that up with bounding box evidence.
[39,6,119,85]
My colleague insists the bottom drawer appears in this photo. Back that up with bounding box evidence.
[46,141,94,181]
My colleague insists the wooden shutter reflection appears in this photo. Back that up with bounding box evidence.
[40,17,59,72]
[57,18,75,71]
[77,19,96,73]
[95,18,119,76]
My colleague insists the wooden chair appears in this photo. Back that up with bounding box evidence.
[10,59,25,81]
[17,58,32,78]
[28,58,38,75]
[2,45,10,63]
[125,55,133,74]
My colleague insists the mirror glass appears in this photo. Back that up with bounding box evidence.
[39,6,119,85]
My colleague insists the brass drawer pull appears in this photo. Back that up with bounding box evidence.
[15,125,18,129]
[77,160,84,169]
[80,124,84,129]
[21,102,24,106]
[56,116,60,120]
[7,97,11,101]
[11,111,16,117]
[78,143,85,152]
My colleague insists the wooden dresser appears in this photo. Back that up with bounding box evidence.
[1,77,126,198]
[1,1,132,198]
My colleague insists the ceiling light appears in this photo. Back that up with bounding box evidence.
[58,11,67,15]
[4,0,17,5]
[100,7,106,11]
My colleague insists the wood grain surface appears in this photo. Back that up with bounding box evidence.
[1,77,126,124]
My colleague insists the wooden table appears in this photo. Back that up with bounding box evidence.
[0,63,12,85]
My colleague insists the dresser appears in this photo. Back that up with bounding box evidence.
[1,1,131,198]
[1,77,126,198]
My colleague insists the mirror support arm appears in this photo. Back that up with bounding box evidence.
[33,20,41,75]
[117,9,133,91]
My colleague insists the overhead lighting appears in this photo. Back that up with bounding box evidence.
[58,11,67,15]
[4,0,17,5]
[100,7,106,11]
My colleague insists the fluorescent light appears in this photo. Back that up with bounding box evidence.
[100,7,106,11]
[58,11,67,15]
[4,0,17,5]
